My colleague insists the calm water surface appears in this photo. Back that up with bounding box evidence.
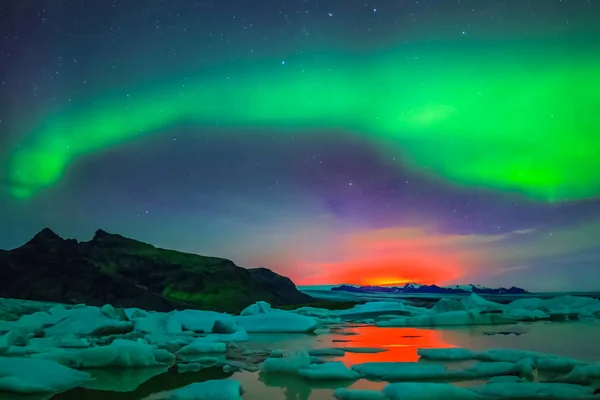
[37,319,600,400]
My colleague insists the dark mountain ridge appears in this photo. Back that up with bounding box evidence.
[0,228,312,313]
[332,283,528,295]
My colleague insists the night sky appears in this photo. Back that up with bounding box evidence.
[1,0,599,291]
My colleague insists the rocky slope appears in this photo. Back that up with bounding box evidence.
[0,228,312,312]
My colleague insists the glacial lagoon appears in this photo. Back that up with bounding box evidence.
[1,294,600,400]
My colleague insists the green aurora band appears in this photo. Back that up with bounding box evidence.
[7,44,600,201]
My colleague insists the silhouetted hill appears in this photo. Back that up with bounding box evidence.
[0,228,312,313]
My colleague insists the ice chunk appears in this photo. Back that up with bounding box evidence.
[177,338,227,354]
[488,375,522,383]
[308,348,346,356]
[0,357,92,393]
[382,382,482,399]
[378,310,512,327]
[340,347,388,353]
[417,347,479,361]
[32,339,168,368]
[431,298,467,314]
[235,312,317,333]
[463,358,534,379]
[333,389,387,400]
[505,297,546,310]
[44,306,132,336]
[170,310,235,333]
[0,329,29,352]
[199,330,249,343]
[461,294,505,311]
[157,379,243,400]
[536,356,587,371]
[298,361,360,380]
[262,349,311,373]
[334,302,406,318]
[480,348,553,363]
[352,362,459,381]
[83,366,168,392]
[292,306,332,318]
[1,310,64,334]
[471,382,595,398]
[563,362,600,381]
[212,318,237,334]
[133,313,182,335]
[504,309,549,321]
[240,301,272,316]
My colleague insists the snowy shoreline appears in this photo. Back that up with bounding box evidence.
[1,294,600,399]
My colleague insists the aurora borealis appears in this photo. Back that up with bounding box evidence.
[1,0,600,291]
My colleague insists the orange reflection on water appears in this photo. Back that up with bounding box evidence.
[331,326,455,365]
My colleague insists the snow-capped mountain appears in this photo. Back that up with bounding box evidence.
[331,283,528,295]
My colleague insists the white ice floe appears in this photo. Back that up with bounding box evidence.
[378,310,513,327]
[235,312,317,333]
[156,379,243,400]
[0,356,92,394]
[170,310,235,333]
[31,339,170,368]
[262,349,311,373]
[351,362,459,381]
[308,348,346,356]
[418,346,589,372]
[133,313,183,335]
[176,338,227,354]
[462,358,534,379]
[383,382,483,400]
[417,347,479,361]
[461,294,505,311]
[44,306,132,336]
[340,347,388,353]
[504,308,550,321]
[240,301,272,316]
[334,302,406,318]
[297,361,360,380]
[471,382,596,398]
[430,298,467,314]
[563,362,600,381]
[333,388,387,400]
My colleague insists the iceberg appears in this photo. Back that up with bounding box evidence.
[156,379,243,400]
[240,301,272,316]
[417,347,479,361]
[308,348,346,356]
[378,310,513,327]
[298,361,360,380]
[382,382,483,399]
[31,339,169,368]
[177,338,227,354]
[504,309,550,321]
[170,310,235,333]
[235,312,317,333]
[471,382,595,398]
[351,362,459,381]
[44,306,132,336]
[430,298,467,314]
[0,357,92,394]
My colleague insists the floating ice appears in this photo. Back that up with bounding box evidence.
[471,382,595,398]
[235,312,317,333]
[382,382,483,399]
[378,310,512,327]
[333,388,387,399]
[262,348,311,373]
[352,362,459,381]
[240,301,272,316]
[297,361,360,380]
[156,379,243,400]
[0,356,92,394]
